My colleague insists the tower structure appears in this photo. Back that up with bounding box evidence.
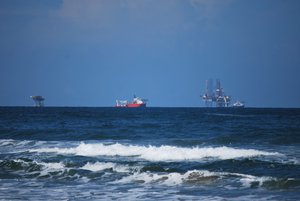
[202,79,231,107]
[30,96,45,107]
[215,79,230,107]
[202,79,213,107]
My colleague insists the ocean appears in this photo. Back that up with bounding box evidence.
[0,107,299,200]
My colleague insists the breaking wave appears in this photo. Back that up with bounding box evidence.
[113,169,274,187]
[81,162,132,173]
[1,158,298,190]
[29,142,281,162]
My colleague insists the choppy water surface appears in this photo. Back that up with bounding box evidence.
[0,107,299,200]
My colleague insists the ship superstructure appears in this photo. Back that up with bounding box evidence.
[233,101,245,108]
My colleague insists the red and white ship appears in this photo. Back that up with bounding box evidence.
[115,95,148,108]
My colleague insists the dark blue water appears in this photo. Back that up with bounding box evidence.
[0,107,299,200]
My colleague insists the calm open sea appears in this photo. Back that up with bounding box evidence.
[0,107,299,200]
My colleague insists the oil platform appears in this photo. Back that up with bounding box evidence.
[30,96,45,107]
[202,79,231,107]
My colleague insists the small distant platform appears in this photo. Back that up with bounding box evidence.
[30,96,45,107]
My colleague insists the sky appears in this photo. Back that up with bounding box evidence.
[0,0,300,107]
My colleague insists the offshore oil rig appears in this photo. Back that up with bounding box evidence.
[30,96,45,107]
[202,79,231,107]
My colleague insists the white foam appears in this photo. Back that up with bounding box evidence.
[30,142,281,162]
[39,162,65,170]
[37,162,65,176]
[81,162,115,172]
[115,170,216,186]
[237,173,272,188]
[115,172,183,185]
[0,139,15,146]
[10,159,66,177]
[114,169,274,187]
[11,159,63,169]
[81,162,130,173]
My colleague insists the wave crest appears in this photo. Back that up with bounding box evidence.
[30,143,281,161]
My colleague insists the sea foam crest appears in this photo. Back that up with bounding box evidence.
[114,170,273,187]
[81,162,130,173]
[30,142,281,161]
[0,139,15,146]
[9,159,66,177]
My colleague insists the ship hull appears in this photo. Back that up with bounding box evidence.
[115,103,146,108]
[127,103,146,108]
[233,105,245,108]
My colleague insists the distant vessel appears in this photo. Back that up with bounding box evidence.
[30,96,45,107]
[115,95,148,108]
[233,101,245,108]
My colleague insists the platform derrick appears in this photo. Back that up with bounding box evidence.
[202,79,231,107]
[30,96,45,107]
[202,79,213,107]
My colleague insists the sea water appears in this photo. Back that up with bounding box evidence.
[0,107,299,200]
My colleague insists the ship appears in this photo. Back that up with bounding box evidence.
[115,95,148,108]
[232,101,245,108]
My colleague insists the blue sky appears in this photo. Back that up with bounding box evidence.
[0,0,300,107]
